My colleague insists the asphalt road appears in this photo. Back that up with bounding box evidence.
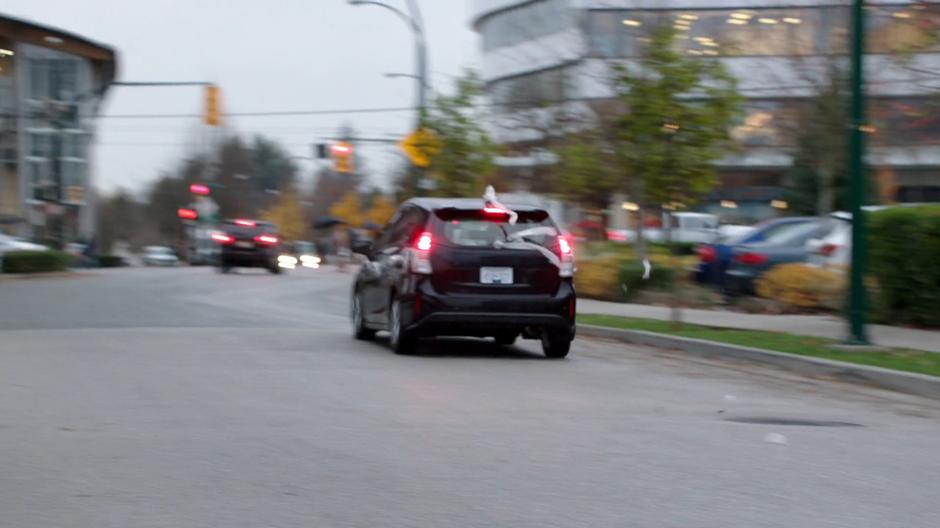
[2,267,939,528]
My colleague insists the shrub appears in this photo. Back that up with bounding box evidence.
[654,242,697,256]
[575,255,678,302]
[575,255,625,302]
[96,255,125,268]
[619,260,675,300]
[869,206,940,326]
[756,263,846,311]
[1,250,71,274]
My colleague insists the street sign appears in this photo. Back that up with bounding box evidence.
[399,129,441,168]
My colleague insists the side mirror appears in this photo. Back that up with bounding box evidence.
[351,239,373,256]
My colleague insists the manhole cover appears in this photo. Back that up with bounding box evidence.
[724,417,863,427]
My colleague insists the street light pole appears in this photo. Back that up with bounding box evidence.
[348,0,429,126]
[846,0,870,345]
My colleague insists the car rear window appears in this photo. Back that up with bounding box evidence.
[432,209,558,248]
[222,221,276,237]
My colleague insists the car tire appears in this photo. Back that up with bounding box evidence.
[389,299,416,355]
[352,292,376,341]
[541,334,571,359]
[269,265,281,274]
[494,334,517,346]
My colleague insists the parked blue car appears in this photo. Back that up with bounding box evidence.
[695,217,818,288]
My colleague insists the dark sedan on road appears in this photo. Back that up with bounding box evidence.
[723,219,825,294]
[350,196,576,358]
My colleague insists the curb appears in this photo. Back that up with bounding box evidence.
[578,324,940,401]
[0,270,84,281]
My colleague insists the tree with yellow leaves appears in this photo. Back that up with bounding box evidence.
[328,191,363,227]
[260,190,306,241]
[365,195,397,228]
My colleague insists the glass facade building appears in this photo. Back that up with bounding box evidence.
[0,15,116,242]
[472,1,940,221]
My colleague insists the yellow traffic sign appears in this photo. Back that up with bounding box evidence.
[399,129,441,168]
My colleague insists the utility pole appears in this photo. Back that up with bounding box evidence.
[846,0,870,345]
[348,0,429,127]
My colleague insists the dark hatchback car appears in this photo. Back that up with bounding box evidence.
[351,198,576,358]
[212,219,283,274]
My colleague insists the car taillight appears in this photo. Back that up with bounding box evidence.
[415,231,433,251]
[820,243,840,257]
[254,234,278,245]
[698,245,716,263]
[736,252,768,266]
[211,233,234,244]
[411,231,433,274]
[556,235,574,278]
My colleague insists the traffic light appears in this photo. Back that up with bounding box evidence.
[178,208,198,221]
[331,142,354,174]
[190,183,210,196]
[204,85,222,126]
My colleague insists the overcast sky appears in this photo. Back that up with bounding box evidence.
[7,0,480,195]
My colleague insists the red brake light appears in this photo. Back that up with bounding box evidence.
[558,236,572,256]
[211,233,234,244]
[483,206,507,215]
[736,252,768,266]
[820,243,840,257]
[190,184,210,196]
[415,232,433,252]
[234,219,256,227]
[698,245,716,263]
[177,208,198,221]
[255,234,278,245]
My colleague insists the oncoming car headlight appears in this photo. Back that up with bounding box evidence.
[299,254,321,268]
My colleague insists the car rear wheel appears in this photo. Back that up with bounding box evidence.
[352,292,376,341]
[389,299,416,355]
[541,333,571,359]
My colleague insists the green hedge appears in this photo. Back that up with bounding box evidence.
[1,250,71,274]
[619,260,676,300]
[576,256,677,302]
[96,255,125,268]
[869,206,940,327]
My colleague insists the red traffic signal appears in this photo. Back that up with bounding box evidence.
[178,208,198,220]
[331,143,352,155]
[190,183,210,195]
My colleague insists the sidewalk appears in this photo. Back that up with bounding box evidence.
[578,299,940,353]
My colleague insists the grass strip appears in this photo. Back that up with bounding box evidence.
[580,314,940,378]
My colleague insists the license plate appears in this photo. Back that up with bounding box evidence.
[235,241,253,248]
[480,267,513,285]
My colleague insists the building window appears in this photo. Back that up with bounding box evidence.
[479,0,572,51]
[62,160,86,188]
[490,66,571,108]
[585,4,940,58]
[28,58,80,101]
[27,159,47,200]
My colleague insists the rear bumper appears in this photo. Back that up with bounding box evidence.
[219,249,276,267]
[405,279,576,337]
